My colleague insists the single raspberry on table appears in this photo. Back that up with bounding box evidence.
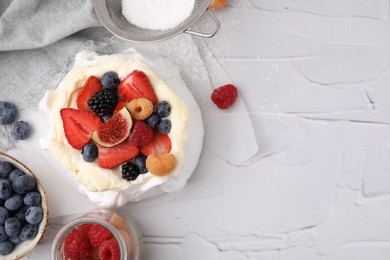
[211,84,238,109]
[88,224,114,247]
[63,229,91,260]
[98,238,120,260]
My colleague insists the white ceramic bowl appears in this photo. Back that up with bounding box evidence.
[0,152,49,259]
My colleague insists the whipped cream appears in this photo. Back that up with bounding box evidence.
[40,49,203,207]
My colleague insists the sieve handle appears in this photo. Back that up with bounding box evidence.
[184,9,220,38]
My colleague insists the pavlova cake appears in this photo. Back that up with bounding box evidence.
[39,49,203,207]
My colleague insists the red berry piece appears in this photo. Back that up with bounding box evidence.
[63,229,91,260]
[60,108,102,149]
[118,70,158,104]
[128,121,153,146]
[141,131,172,156]
[98,142,140,169]
[98,238,120,260]
[211,84,238,109]
[76,76,103,112]
[76,223,92,234]
[88,224,113,248]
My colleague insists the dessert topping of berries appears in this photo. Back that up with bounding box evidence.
[211,84,238,109]
[97,142,139,169]
[156,101,171,117]
[146,153,176,176]
[141,131,172,156]
[81,143,98,162]
[128,121,153,146]
[128,98,153,120]
[101,71,120,90]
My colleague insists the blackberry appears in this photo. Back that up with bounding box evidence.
[88,89,118,118]
[121,162,140,181]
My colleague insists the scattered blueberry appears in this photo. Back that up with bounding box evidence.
[19,224,38,241]
[0,226,7,242]
[5,194,22,211]
[133,153,148,173]
[156,101,171,117]
[5,218,21,237]
[145,112,160,129]
[0,241,12,255]
[0,102,17,125]
[81,143,98,162]
[25,206,43,225]
[0,180,12,200]
[0,162,12,178]
[101,71,120,90]
[8,235,21,244]
[12,175,36,195]
[11,121,32,140]
[23,192,41,206]
[0,207,8,225]
[157,119,171,134]
[8,168,24,183]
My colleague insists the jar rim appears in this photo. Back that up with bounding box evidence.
[50,216,128,260]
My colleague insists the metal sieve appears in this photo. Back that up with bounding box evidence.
[93,0,220,43]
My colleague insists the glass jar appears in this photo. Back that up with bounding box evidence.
[51,209,142,260]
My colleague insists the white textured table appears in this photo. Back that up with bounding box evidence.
[5,1,390,259]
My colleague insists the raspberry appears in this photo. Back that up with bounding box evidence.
[211,84,238,109]
[128,121,153,146]
[88,224,113,247]
[146,153,176,176]
[76,223,92,234]
[98,238,120,260]
[63,229,91,260]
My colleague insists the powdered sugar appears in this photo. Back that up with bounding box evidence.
[122,0,195,30]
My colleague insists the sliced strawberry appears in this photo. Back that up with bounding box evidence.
[141,131,171,156]
[118,70,158,104]
[60,108,102,149]
[114,101,129,114]
[98,142,140,169]
[76,76,103,111]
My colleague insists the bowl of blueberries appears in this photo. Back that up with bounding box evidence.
[0,152,48,258]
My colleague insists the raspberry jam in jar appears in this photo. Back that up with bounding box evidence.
[51,209,142,260]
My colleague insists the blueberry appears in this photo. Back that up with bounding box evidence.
[12,175,36,195]
[156,101,171,117]
[0,162,12,178]
[101,114,111,123]
[145,112,160,129]
[133,153,148,173]
[8,168,24,183]
[0,207,9,224]
[19,224,38,241]
[5,194,22,211]
[0,226,7,242]
[8,235,21,244]
[23,192,41,206]
[14,206,27,224]
[0,240,12,255]
[157,119,171,134]
[25,206,43,225]
[101,71,119,90]
[5,218,21,237]
[81,143,98,162]
[11,120,32,140]
[0,102,17,125]
[0,180,12,200]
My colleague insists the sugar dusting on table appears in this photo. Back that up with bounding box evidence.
[122,0,195,30]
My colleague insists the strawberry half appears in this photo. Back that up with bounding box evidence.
[60,108,102,149]
[141,131,172,156]
[118,70,158,104]
[98,142,140,169]
[113,101,129,114]
[76,76,103,111]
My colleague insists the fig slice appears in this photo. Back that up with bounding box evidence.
[91,107,132,147]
